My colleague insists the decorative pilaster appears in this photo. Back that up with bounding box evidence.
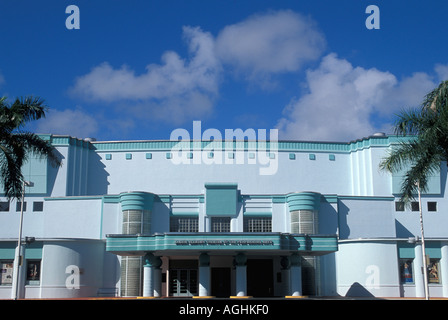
[198,253,211,297]
[281,256,291,296]
[143,253,162,297]
[290,253,302,296]
[441,242,448,297]
[234,253,247,297]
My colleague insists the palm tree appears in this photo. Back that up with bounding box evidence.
[379,80,448,204]
[0,96,61,200]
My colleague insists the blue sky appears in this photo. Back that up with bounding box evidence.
[1,0,448,142]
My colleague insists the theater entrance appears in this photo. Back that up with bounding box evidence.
[211,267,231,297]
[247,259,273,297]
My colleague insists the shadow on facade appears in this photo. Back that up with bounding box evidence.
[337,201,351,239]
[345,282,375,297]
[46,149,64,195]
[87,151,110,195]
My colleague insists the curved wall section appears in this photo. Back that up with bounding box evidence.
[287,192,321,235]
[40,240,106,298]
[286,192,321,212]
[119,192,155,211]
[120,192,155,235]
[119,192,155,296]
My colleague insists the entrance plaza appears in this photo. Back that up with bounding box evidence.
[1,133,448,299]
[107,232,337,297]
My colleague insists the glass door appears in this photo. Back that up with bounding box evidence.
[170,269,198,296]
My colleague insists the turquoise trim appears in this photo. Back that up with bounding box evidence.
[286,192,321,211]
[119,192,155,211]
[243,211,272,217]
[44,196,104,201]
[272,196,286,203]
[205,183,238,216]
[24,244,43,259]
[89,135,414,153]
[322,195,338,203]
[338,195,394,201]
[398,241,442,259]
[0,242,17,259]
[106,232,338,255]
[398,243,415,258]
[0,242,42,259]
[170,211,199,216]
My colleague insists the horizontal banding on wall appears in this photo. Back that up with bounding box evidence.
[119,191,155,211]
[286,192,321,211]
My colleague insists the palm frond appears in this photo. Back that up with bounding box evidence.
[0,95,61,200]
[13,132,61,168]
[0,144,24,199]
[9,96,48,130]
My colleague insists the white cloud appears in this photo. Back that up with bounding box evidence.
[69,10,327,127]
[35,108,98,139]
[276,53,438,142]
[70,26,221,124]
[435,64,448,82]
[215,10,326,81]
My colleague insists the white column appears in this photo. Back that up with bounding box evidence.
[198,253,211,296]
[234,253,247,296]
[142,253,161,297]
[414,244,425,298]
[11,245,24,299]
[153,257,162,297]
[290,253,302,296]
[441,242,448,297]
[143,255,154,297]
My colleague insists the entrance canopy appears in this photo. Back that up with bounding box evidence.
[106,232,338,256]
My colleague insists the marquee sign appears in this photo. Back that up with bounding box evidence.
[175,239,274,246]
[106,232,338,255]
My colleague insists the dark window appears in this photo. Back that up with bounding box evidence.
[395,201,405,211]
[16,202,27,212]
[411,202,419,212]
[427,202,437,212]
[33,201,44,212]
[244,217,272,232]
[211,217,231,232]
[170,217,198,232]
[26,260,41,283]
[0,202,10,212]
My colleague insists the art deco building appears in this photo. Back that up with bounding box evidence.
[0,133,447,299]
